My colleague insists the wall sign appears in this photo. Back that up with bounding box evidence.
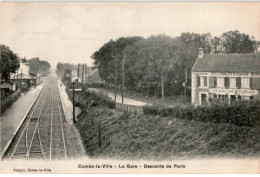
[209,88,258,96]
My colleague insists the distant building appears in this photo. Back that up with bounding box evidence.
[191,48,260,105]
[9,59,36,90]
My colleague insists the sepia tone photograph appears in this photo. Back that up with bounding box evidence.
[0,1,259,174]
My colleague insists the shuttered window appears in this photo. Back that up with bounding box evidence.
[241,78,249,89]
[199,76,207,87]
[217,77,224,88]
[224,77,230,88]
[230,78,236,88]
[251,77,260,89]
[236,77,241,88]
[214,77,217,87]
[209,77,216,88]
[203,76,207,87]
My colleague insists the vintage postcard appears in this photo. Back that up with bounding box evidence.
[0,1,259,174]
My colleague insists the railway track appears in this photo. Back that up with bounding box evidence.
[2,76,68,160]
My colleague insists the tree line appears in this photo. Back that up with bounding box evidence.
[91,30,259,100]
[1,44,51,83]
[27,57,51,75]
[56,62,78,76]
[1,45,20,83]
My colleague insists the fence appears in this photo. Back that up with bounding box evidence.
[115,103,143,114]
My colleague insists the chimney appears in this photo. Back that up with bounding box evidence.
[198,48,204,58]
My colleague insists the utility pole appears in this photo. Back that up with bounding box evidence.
[114,50,117,102]
[20,69,23,90]
[85,64,88,85]
[122,55,124,104]
[82,63,84,84]
[77,64,80,87]
[72,82,76,124]
[35,62,38,88]
[88,65,90,85]
[185,70,187,103]
[16,72,18,90]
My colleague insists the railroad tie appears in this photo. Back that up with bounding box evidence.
[30,117,39,122]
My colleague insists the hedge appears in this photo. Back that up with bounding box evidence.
[63,80,115,110]
[143,101,260,127]
[1,90,21,114]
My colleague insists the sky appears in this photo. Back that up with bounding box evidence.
[0,2,259,68]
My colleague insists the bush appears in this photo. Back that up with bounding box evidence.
[143,101,260,127]
[63,80,115,110]
[1,90,21,113]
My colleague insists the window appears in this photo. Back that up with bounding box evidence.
[230,78,236,88]
[197,76,200,87]
[199,76,207,87]
[203,76,207,87]
[213,77,217,87]
[236,77,241,88]
[241,78,249,88]
[224,77,230,88]
[217,77,224,88]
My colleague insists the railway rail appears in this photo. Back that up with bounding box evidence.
[2,76,68,160]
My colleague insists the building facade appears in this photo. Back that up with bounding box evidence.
[9,60,37,91]
[191,48,260,105]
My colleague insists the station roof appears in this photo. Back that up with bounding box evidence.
[10,73,36,80]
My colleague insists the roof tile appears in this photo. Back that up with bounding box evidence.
[192,53,260,73]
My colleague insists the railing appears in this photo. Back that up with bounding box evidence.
[115,103,143,114]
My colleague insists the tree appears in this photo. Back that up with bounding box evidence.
[28,58,51,75]
[0,45,20,83]
[91,37,143,86]
[220,30,258,53]
[145,35,180,100]
[56,62,77,76]
[123,35,180,100]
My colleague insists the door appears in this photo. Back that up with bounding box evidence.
[201,94,207,105]
[230,95,236,104]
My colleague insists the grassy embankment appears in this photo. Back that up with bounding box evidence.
[74,91,260,160]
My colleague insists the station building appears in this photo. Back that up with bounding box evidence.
[191,48,260,105]
[9,60,36,91]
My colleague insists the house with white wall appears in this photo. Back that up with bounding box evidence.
[191,48,260,105]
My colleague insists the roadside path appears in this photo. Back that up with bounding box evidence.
[88,88,148,106]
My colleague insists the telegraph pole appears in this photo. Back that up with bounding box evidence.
[77,64,80,86]
[82,63,84,84]
[35,62,38,87]
[88,65,90,85]
[121,56,124,104]
[20,69,23,90]
[16,72,18,90]
[85,63,88,84]
[114,53,117,102]
[185,70,187,103]
[72,82,76,124]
